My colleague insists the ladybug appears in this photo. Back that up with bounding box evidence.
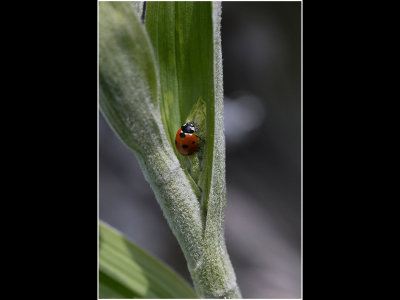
[175,121,198,156]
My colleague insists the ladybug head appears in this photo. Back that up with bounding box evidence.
[181,121,195,134]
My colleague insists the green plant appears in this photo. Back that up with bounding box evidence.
[99,222,198,298]
[99,1,241,298]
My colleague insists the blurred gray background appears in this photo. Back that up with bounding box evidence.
[100,2,301,298]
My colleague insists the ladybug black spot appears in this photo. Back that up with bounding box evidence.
[179,132,186,138]
[192,141,195,144]
[182,145,188,149]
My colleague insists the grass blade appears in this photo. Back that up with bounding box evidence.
[99,221,198,299]
[145,0,215,217]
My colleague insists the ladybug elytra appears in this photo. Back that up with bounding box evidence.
[175,121,198,156]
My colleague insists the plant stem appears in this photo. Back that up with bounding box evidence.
[136,149,241,298]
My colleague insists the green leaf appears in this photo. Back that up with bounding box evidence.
[99,1,161,157]
[145,0,215,220]
[99,221,198,299]
[145,2,213,142]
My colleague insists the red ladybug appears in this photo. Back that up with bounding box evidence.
[175,121,198,156]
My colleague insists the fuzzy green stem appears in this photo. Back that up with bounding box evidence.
[99,2,241,298]
[136,149,241,298]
